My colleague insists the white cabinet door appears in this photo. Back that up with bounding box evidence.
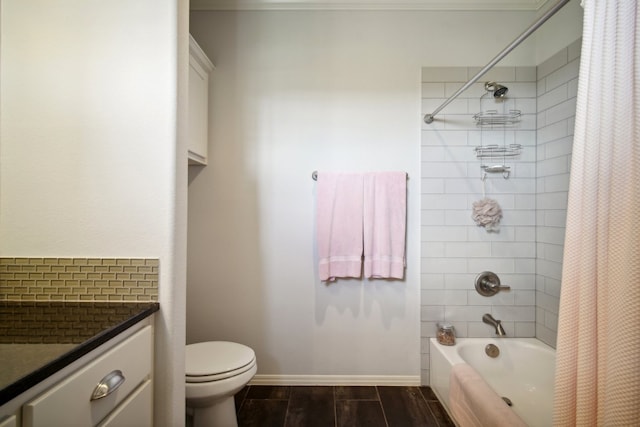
[0,415,16,427]
[188,35,215,166]
[23,326,152,427]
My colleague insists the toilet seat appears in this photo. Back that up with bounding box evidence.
[186,341,256,383]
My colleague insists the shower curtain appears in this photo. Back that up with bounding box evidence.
[553,1,639,425]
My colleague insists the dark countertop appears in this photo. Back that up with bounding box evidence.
[0,301,159,405]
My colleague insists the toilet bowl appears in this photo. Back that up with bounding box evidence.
[186,341,257,427]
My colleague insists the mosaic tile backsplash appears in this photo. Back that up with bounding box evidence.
[0,258,158,302]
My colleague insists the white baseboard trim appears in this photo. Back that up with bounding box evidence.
[249,374,420,386]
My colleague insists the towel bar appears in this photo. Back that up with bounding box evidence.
[311,171,408,181]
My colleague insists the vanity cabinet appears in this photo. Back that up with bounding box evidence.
[188,35,215,166]
[22,325,153,427]
[0,416,16,427]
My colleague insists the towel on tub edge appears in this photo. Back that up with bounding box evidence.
[449,363,527,427]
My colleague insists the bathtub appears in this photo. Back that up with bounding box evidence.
[430,338,556,427]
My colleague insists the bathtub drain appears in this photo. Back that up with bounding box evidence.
[485,343,500,358]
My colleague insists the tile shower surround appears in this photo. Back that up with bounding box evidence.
[535,40,580,348]
[420,65,538,385]
[0,258,158,302]
[420,40,579,385]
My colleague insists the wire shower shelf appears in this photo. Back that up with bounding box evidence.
[474,144,523,158]
[473,109,522,126]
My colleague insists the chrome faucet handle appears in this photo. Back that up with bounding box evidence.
[475,271,510,296]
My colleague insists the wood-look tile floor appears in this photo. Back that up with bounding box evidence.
[233,385,455,427]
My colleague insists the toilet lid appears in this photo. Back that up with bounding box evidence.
[186,341,255,379]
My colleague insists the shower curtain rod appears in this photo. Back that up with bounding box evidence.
[423,0,571,124]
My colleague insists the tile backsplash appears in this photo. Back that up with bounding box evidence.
[0,258,158,302]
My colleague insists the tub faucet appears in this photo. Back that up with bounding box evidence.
[482,313,506,337]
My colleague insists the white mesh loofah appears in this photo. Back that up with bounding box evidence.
[471,198,502,232]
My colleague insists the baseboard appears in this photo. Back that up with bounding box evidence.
[249,374,420,386]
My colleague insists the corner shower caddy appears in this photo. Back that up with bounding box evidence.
[473,84,522,179]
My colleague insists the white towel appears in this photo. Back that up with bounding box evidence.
[363,172,407,279]
[449,364,527,427]
[316,172,364,281]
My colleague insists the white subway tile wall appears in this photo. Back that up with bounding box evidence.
[420,40,579,384]
[420,65,537,385]
[535,39,580,348]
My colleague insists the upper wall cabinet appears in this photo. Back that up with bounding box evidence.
[188,35,215,166]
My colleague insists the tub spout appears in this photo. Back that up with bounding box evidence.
[482,313,506,337]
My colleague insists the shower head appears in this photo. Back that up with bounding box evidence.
[485,81,509,98]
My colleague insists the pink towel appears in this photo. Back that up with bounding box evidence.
[363,172,407,279]
[449,364,527,427]
[316,172,364,281]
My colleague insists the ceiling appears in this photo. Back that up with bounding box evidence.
[190,0,552,11]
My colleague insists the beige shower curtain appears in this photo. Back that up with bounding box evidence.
[553,1,640,425]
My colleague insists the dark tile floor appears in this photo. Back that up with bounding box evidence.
[234,385,455,427]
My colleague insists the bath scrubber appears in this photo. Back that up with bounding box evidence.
[472,198,502,232]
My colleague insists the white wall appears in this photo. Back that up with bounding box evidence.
[0,1,188,425]
[187,9,553,381]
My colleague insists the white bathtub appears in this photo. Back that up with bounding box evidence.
[430,338,556,427]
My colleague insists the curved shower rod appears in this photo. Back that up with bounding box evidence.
[423,0,571,124]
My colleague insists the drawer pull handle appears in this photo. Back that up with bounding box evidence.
[91,370,125,401]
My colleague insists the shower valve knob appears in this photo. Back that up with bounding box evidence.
[475,271,510,296]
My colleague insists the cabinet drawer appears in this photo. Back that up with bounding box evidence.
[23,326,152,427]
[97,380,152,427]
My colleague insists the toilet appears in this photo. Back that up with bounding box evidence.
[186,341,257,427]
